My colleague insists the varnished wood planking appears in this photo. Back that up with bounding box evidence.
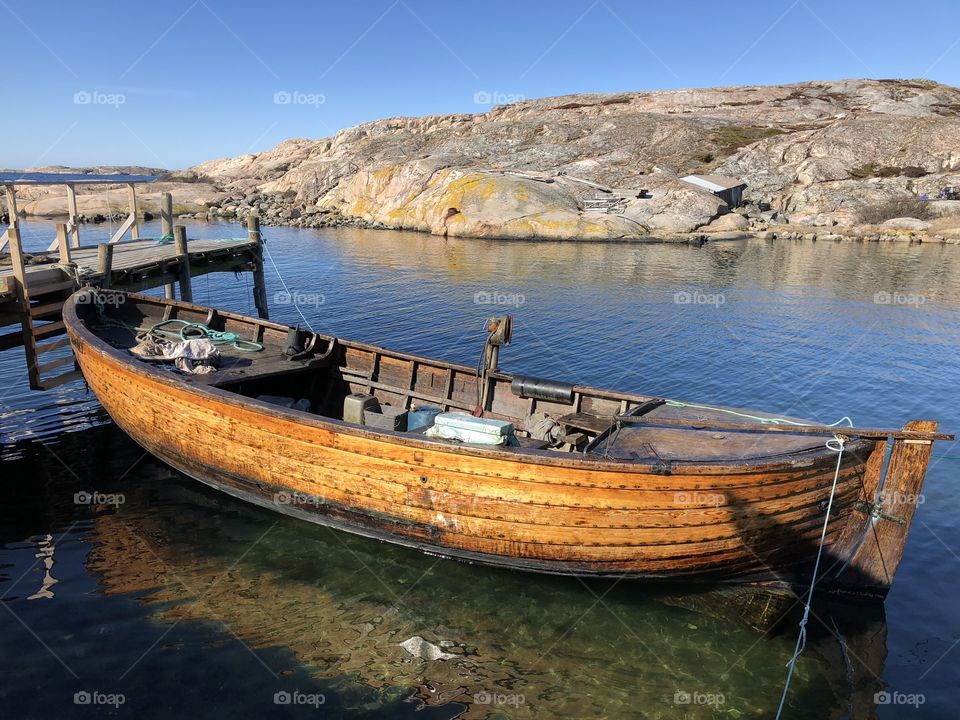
[77,339,871,571]
[83,346,869,503]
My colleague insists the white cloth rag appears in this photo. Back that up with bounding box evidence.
[130,335,221,374]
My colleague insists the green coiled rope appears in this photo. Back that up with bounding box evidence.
[148,319,263,352]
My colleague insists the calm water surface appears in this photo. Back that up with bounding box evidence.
[2,219,959,718]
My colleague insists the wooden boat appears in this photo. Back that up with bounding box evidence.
[62,289,951,600]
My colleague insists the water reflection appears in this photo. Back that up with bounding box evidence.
[3,220,959,717]
[0,425,890,719]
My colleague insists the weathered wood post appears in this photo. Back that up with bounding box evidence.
[127,183,139,240]
[1,183,18,252]
[6,217,40,386]
[97,243,114,288]
[56,223,71,264]
[174,225,193,302]
[248,214,269,319]
[161,192,175,299]
[65,183,80,248]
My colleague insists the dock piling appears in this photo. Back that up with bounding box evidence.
[248,214,269,319]
[161,192,175,299]
[97,243,114,288]
[127,183,139,241]
[56,223,71,265]
[174,225,193,302]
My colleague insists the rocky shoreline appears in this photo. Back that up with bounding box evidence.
[171,192,960,245]
[10,191,956,246]
[5,79,960,246]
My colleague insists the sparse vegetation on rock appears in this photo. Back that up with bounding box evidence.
[858,197,934,224]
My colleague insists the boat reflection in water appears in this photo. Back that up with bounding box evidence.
[76,444,889,719]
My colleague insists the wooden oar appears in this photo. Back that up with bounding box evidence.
[612,415,953,442]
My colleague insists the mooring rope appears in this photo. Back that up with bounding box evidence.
[261,238,316,333]
[774,433,847,719]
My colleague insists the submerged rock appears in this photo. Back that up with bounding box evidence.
[398,635,457,661]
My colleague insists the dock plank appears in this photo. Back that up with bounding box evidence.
[1,237,257,299]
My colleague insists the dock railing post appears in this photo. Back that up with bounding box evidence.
[2,184,18,252]
[174,225,193,302]
[56,223,71,265]
[66,183,80,248]
[127,183,139,241]
[161,192,175,299]
[248,214,269,319]
[97,243,114,288]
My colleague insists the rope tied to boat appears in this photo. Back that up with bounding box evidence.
[145,319,263,352]
[774,432,847,720]
[260,238,317,333]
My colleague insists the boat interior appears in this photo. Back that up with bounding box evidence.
[75,290,847,465]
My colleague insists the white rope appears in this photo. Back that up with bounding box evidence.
[774,433,847,719]
[261,239,315,332]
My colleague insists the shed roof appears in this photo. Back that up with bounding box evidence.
[680,175,746,192]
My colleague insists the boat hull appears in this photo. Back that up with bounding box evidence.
[66,304,895,595]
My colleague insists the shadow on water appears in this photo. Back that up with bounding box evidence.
[1,424,891,719]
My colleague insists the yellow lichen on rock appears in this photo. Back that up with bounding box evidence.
[320,162,650,240]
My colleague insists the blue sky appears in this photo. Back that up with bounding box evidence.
[3,0,958,170]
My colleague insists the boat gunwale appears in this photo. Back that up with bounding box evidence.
[63,289,874,475]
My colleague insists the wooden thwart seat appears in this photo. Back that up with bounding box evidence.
[558,412,614,435]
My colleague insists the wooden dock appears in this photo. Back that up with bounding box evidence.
[1,173,268,390]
